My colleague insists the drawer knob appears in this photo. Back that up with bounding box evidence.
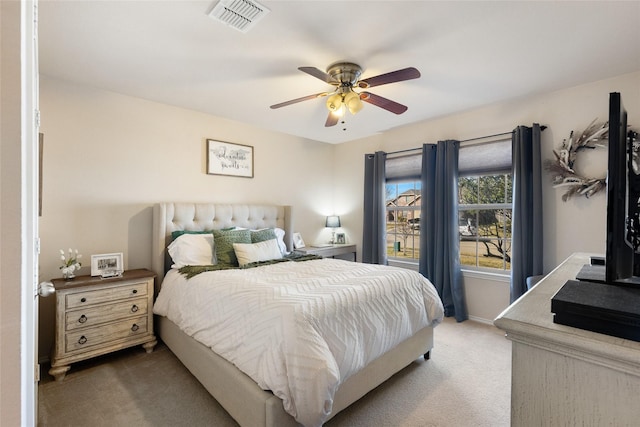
[78,314,87,324]
[78,336,87,345]
[131,324,139,332]
[132,289,138,294]
[131,304,139,313]
[80,297,87,303]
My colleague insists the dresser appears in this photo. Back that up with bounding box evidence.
[494,253,640,426]
[296,244,357,261]
[49,269,157,381]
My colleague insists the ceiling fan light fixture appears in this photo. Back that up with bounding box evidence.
[326,93,343,112]
[271,62,420,127]
[344,91,363,115]
[333,103,346,117]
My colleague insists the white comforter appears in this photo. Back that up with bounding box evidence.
[153,258,444,427]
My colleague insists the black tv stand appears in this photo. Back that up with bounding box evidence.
[575,263,605,283]
[614,276,640,287]
[575,256,640,287]
[552,254,640,341]
[551,278,640,342]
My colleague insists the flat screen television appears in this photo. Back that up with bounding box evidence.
[605,92,640,286]
[552,93,640,340]
[552,93,640,339]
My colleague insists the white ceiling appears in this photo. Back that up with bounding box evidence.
[38,1,640,144]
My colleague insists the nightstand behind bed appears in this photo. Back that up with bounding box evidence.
[296,244,357,261]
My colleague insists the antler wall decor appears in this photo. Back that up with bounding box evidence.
[545,119,609,201]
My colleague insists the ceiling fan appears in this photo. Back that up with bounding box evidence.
[270,62,421,127]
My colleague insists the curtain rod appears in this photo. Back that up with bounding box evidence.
[385,131,511,156]
[460,130,512,144]
[386,126,547,156]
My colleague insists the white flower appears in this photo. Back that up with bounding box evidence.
[59,248,82,271]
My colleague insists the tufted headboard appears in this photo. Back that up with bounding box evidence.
[152,203,293,285]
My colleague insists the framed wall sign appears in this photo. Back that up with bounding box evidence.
[207,139,254,178]
[91,253,124,277]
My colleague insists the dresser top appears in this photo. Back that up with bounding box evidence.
[52,268,156,290]
[494,253,640,374]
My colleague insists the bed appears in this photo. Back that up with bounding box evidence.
[151,202,444,427]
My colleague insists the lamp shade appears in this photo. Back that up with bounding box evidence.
[325,215,341,228]
[344,91,363,115]
[326,93,343,112]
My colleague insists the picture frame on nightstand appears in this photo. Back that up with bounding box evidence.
[293,232,306,249]
[336,233,346,244]
[91,252,124,277]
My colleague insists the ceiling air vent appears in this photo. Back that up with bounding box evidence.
[208,0,270,33]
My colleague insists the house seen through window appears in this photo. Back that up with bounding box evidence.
[385,181,421,261]
[385,174,513,272]
[384,138,512,272]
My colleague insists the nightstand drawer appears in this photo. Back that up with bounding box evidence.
[65,281,148,309]
[65,297,148,330]
[65,315,148,353]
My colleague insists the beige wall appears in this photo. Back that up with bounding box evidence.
[1,1,25,424]
[335,71,640,322]
[37,71,640,357]
[37,76,337,359]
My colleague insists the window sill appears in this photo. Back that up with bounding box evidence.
[461,268,510,283]
[387,259,419,271]
[387,259,510,283]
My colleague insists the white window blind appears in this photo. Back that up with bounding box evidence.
[459,138,512,177]
[385,137,512,181]
[385,152,422,183]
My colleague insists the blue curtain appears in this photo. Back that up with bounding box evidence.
[511,124,543,302]
[362,151,387,265]
[419,142,468,321]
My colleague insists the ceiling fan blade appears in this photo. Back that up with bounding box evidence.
[360,92,408,114]
[325,112,339,127]
[270,92,329,109]
[357,67,421,89]
[299,67,336,84]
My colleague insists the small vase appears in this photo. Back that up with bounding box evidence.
[61,265,77,280]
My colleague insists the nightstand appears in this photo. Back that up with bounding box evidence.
[48,269,157,381]
[296,244,357,261]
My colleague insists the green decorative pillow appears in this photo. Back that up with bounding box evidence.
[213,229,251,267]
[251,228,277,244]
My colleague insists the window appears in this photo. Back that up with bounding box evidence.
[458,173,512,271]
[385,181,421,261]
[381,137,512,270]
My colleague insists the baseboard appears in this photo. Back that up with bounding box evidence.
[468,315,495,326]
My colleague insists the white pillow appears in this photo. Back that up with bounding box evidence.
[233,239,283,267]
[167,233,214,268]
[273,227,289,255]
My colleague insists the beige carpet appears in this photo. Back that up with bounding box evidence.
[38,317,511,426]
